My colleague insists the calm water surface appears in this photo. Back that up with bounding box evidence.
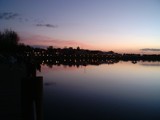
[37,61,160,120]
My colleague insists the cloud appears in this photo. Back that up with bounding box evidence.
[140,48,160,52]
[0,12,58,29]
[0,12,20,20]
[140,62,160,67]
[36,24,58,28]
[0,12,30,23]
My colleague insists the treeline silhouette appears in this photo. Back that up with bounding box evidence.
[0,30,160,67]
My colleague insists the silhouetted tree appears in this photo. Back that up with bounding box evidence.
[0,30,20,53]
[77,46,80,50]
[47,46,53,51]
[69,47,73,50]
[0,30,19,45]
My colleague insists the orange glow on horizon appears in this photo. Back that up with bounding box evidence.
[20,34,160,54]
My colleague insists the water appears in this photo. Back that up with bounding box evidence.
[37,61,160,120]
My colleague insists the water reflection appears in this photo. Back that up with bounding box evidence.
[37,61,160,120]
[38,58,160,69]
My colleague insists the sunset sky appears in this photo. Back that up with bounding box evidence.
[0,0,160,53]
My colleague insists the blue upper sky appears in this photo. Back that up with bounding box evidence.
[0,0,160,53]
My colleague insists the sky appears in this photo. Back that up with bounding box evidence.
[0,0,160,53]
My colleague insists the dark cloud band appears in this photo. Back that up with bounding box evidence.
[0,12,58,29]
[36,24,57,28]
[0,12,19,20]
[140,48,160,52]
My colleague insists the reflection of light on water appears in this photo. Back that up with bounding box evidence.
[37,61,160,108]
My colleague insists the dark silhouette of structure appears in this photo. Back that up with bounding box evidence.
[21,60,43,120]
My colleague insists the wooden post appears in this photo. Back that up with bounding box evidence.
[21,76,43,120]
